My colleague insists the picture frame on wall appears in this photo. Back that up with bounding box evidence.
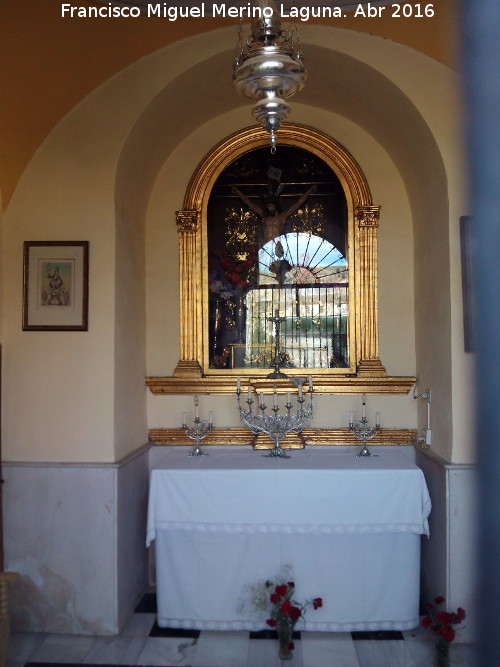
[22,241,89,331]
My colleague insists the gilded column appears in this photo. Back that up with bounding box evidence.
[173,210,203,377]
[355,205,386,376]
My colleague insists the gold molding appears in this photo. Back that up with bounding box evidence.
[146,374,416,395]
[148,427,417,448]
[167,123,400,391]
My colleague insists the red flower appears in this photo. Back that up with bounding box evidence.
[289,606,302,621]
[456,607,466,622]
[275,584,288,597]
[287,581,295,588]
[440,625,455,643]
[266,618,277,627]
[280,600,293,614]
[270,593,280,604]
[421,616,432,628]
[313,597,323,609]
[434,596,445,605]
[437,611,453,625]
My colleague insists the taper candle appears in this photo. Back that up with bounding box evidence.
[362,394,366,420]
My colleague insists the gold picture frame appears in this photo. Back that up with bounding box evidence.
[22,241,89,331]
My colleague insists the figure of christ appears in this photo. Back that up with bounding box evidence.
[232,184,317,244]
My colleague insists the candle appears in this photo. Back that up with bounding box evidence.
[194,396,199,419]
[298,384,303,398]
[349,411,354,427]
[237,376,241,393]
[182,412,187,427]
[209,411,213,426]
[308,375,313,391]
[376,412,380,428]
[248,386,252,400]
[362,394,366,420]
[273,390,278,407]
[287,391,291,404]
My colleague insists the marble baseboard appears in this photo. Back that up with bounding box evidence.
[3,446,150,636]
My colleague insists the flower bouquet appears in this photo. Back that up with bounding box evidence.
[262,579,323,660]
[421,596,466,667]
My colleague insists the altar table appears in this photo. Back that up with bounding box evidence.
[146,447,431,632]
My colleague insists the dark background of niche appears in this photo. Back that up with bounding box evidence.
[207,145,348,264]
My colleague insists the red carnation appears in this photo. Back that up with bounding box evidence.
[275,584,288,597]
[270,593,280,604]
[287,581,295,588]
[289,606,302,621]
[280,600,293,614]
[421,616,432,628]
[456,607,466,622]
[440,625,455,643]
[437,611,453,625]
[313,597,323,609]
[434,596,445,605]
[266,618,277,627]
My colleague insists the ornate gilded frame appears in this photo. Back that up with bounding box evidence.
[146,123,415,396]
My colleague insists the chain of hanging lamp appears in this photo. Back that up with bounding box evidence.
[232,0,306,152]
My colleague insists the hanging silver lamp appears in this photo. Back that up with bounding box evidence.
[232,0,307,151]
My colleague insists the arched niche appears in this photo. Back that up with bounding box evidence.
[146,123,415,395]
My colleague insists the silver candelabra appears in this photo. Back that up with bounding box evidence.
[349,394,380,457]
[236,377,314,458]
[182,396,213,457]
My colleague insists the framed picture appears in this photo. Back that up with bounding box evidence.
[459,216,474,352]
[23,241,89,331]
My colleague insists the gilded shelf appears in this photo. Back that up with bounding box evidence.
[148,427,417,448]
[146,374,416,395]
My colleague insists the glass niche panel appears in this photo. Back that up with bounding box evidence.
[207,145,349,371]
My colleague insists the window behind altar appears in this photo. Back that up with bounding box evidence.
[207,145,349,371]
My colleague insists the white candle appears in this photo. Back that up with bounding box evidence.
[362,394,366,420]
[194,396,199,419]
[182,412,187,427]
[287,391,291,404]
[273,391,278,407]
[376,412,380,428]
[209,411,213,426]
[308,375,313,391]
[237,376,241,393]
[349,411,354,427]
[248,386,252,400]
[298,384,303,398]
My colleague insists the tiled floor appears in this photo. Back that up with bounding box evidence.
[8,594,478,667]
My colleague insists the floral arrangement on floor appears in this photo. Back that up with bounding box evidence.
[239,569,322,660]
[264,580,323,630]
[421,596,466,666]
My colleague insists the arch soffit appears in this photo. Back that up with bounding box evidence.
[115,30,447,222]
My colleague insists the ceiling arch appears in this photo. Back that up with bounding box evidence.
[116,32,448,238]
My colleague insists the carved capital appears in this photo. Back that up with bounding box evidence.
[356,205,381,228]
[176,209,199,233]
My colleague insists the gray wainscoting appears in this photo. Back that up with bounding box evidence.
[3,445,150,635]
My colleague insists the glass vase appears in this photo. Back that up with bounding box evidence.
[436,637,451,667]
[277,622,295,661]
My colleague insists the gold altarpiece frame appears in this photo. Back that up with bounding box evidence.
[146,124,415,446]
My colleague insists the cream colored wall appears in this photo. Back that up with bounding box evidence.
[1,25,472,463]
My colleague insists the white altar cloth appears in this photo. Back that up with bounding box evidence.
[147,447,431,632]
